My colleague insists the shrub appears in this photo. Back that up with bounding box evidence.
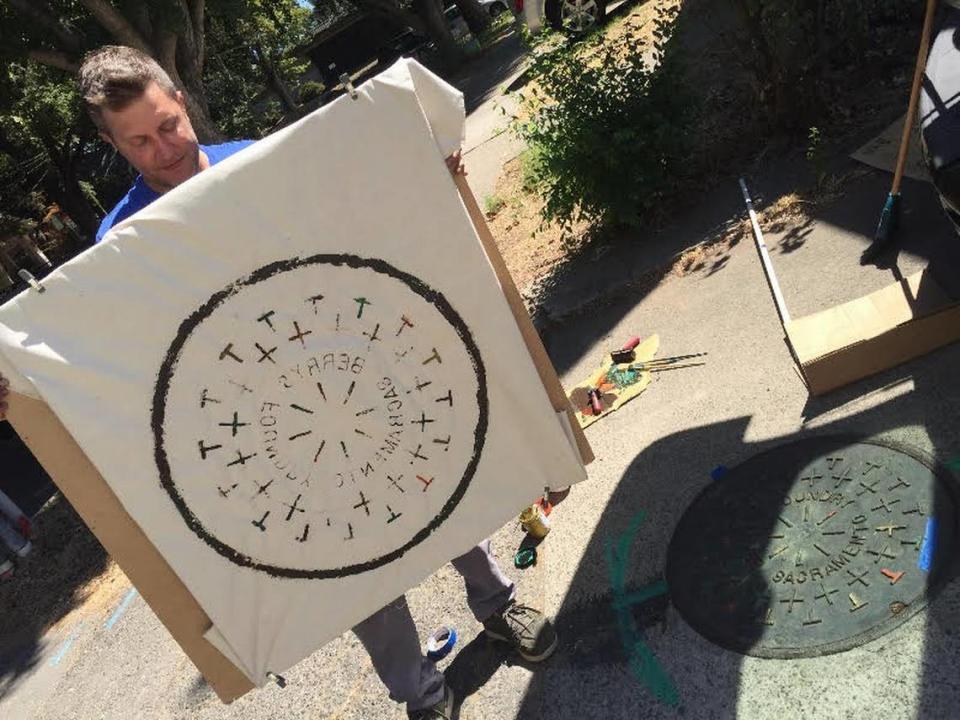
[510,2,690,236]
[728,0,917,129]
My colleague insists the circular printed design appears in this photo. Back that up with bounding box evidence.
[666,437,957,658]
[152,254,487,579]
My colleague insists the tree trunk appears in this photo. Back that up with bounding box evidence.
[254,45,300,113]
[453,0,492,37]
[413,0,465,70]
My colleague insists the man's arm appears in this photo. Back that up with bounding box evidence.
[446,150,466,177]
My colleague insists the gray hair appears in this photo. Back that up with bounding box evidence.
[78,46,177,133]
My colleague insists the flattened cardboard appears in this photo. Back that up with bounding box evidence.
[5,392,255,703]
[785,269,960,395]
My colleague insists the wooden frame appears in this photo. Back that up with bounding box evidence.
[3,178,592,704]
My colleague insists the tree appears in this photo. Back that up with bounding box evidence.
[0,62,106,237]
[4,1,221,141]
[0,1,320,246]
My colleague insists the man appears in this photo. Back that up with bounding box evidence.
[0,46,557,719]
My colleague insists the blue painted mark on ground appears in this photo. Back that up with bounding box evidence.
[104,588,139,630]
[48,626,82,667]
[605,511,679,706]
[918,518,938,572]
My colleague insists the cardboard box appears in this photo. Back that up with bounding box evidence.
[785,268,960,395]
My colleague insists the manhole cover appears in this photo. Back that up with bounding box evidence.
[666,437,958,658]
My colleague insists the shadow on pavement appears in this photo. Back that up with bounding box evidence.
[511,332,960,717]
[0,492,110,703]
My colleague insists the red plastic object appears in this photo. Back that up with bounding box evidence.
[588,389,603,415]
[16,516,31,540]
[621,336,641,351]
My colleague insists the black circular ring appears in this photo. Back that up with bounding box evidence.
[152,253,488,579]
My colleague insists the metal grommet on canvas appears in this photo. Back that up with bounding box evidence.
[426,626,457,660]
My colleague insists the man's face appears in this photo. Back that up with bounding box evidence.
[100,81,201,193]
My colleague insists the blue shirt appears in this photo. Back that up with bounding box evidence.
[95,140,254,243]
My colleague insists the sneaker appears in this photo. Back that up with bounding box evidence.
[483,600,558,662]
[407,684,455,720]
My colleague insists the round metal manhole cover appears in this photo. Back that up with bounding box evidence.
[666,437,958,658]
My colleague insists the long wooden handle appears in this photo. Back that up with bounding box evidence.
[893,0,940,194]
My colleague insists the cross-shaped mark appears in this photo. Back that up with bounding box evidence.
[436,390,453,407]
[903,502,927,516]
[422,348,442,365]
[433,436,451,452]
[826,456,844,470]
[846,569,870,587]
[408,444,429,464]
[218,411,249,437]
[871,497,900,513]
[416,474,434,491]
[254,479,274,497]
[353,491,371,516]
[411,412,435,432]
[363,323,381,343]
[888,478,911,492]
[388,474,405,493]
[862,461,884,476]
[227,450,257,467]
[856,478,882,496]
[814,583,838,606]
[255,343,278,364]
[779,589,804,613]
[832,471,854,489]
[289,321,312,348]
[866,543,897,564]
[228,379,254,394]
[284,494,305,521]
[386,505,403,524]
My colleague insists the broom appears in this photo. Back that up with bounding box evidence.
[862,0,940,264]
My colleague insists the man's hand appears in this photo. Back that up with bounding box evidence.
[0,373,8,421]
[445,150,467,177]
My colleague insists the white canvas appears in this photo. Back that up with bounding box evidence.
[0,59,586,684]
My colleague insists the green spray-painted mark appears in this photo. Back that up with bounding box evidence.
[604,511,679,706]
